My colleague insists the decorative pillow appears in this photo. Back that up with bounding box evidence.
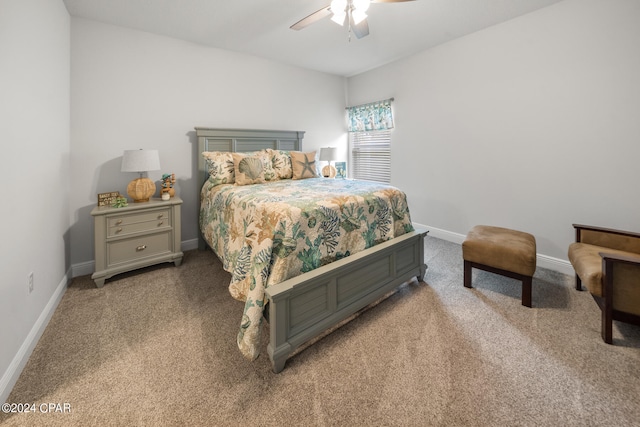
[202,151,234,186]
[232,151,276,185]
[290,151,317,180]
[267,149,293,179]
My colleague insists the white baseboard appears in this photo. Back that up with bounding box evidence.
[181,238,199,252]
[1,270,69,404]
[535,254,575,276]
[71,260,94,278]
[417,223,467,244]
[416,223,574,276]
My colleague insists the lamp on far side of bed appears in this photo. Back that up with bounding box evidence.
[320,147,337,178]
[121,149,160,203]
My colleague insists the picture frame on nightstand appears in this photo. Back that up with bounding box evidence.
[335,162,346,179]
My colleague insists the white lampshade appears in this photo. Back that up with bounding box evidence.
[121,149,160,203]
[319,147,338,162]
[121,149,160,173]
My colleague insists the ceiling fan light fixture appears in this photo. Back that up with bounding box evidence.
[330,0,348,25]
[331,11,347,25]
[352,9,368,25]
[353,0,371,13]
[330,0,347,13]
[291,0,397,38]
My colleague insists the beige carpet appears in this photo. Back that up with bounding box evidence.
[2,237,640,426]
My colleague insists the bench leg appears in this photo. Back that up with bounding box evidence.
[464,260,533,307]
[602,310,613,344]
[522,276,532,308]
[464,260,472,288]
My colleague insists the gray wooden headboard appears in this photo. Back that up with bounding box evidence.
[195,127,305,187]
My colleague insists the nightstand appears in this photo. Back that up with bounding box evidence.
[91,197,184,287]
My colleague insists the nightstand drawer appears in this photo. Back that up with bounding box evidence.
[108,209,170,228]
[108,209,171,237]
[107,232,172,265]
[108,218,171,237]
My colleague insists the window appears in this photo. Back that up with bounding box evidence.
[347,98,394,183]
[350,130,391,183]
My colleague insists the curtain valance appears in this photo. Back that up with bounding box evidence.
[346,98,394,132]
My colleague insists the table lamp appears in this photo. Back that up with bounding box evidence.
[319,147,337,178]
[121,149,160,202]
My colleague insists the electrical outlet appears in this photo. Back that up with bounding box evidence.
[28,272,34,294]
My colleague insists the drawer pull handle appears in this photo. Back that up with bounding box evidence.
[136,245,147,251]
[116,227,122,233]
[115,219,123,225]
[158,221,164,226]
[157,214,164,219]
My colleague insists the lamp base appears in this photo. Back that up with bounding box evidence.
[127,177,156,203]
[322,165,337,179]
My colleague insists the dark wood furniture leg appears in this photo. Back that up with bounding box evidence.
[602,257,614,344]
[464,260,472,288]
[522,275,532,308]
[465,261,533,307]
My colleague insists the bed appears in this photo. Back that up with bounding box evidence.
[196,127,427,372]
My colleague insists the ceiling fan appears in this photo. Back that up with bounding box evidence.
[291,0,415,40]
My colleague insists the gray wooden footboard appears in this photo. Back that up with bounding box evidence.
[265,227,428,373]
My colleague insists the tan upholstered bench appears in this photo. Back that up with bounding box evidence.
[462,225,537,307]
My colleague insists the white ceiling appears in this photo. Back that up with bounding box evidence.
[63,0,564,77]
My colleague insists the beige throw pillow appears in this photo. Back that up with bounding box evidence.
[291,151,317,180]
[232,152,276,185]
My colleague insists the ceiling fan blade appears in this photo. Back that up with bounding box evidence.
[350,15,369,39]
[290,6,332,30]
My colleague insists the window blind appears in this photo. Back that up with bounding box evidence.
[350,129,391,183]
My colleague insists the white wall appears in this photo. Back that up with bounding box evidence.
[70,19,347,269]
[347,0,640,264]
[0,0,70,402]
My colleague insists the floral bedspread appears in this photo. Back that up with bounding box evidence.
[200,177,414,360]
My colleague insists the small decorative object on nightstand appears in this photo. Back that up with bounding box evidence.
[160,173,176,199]
[121,149,161,203]
[111,194,128,208]
[320,147,337,178]
[91,196,183,287]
